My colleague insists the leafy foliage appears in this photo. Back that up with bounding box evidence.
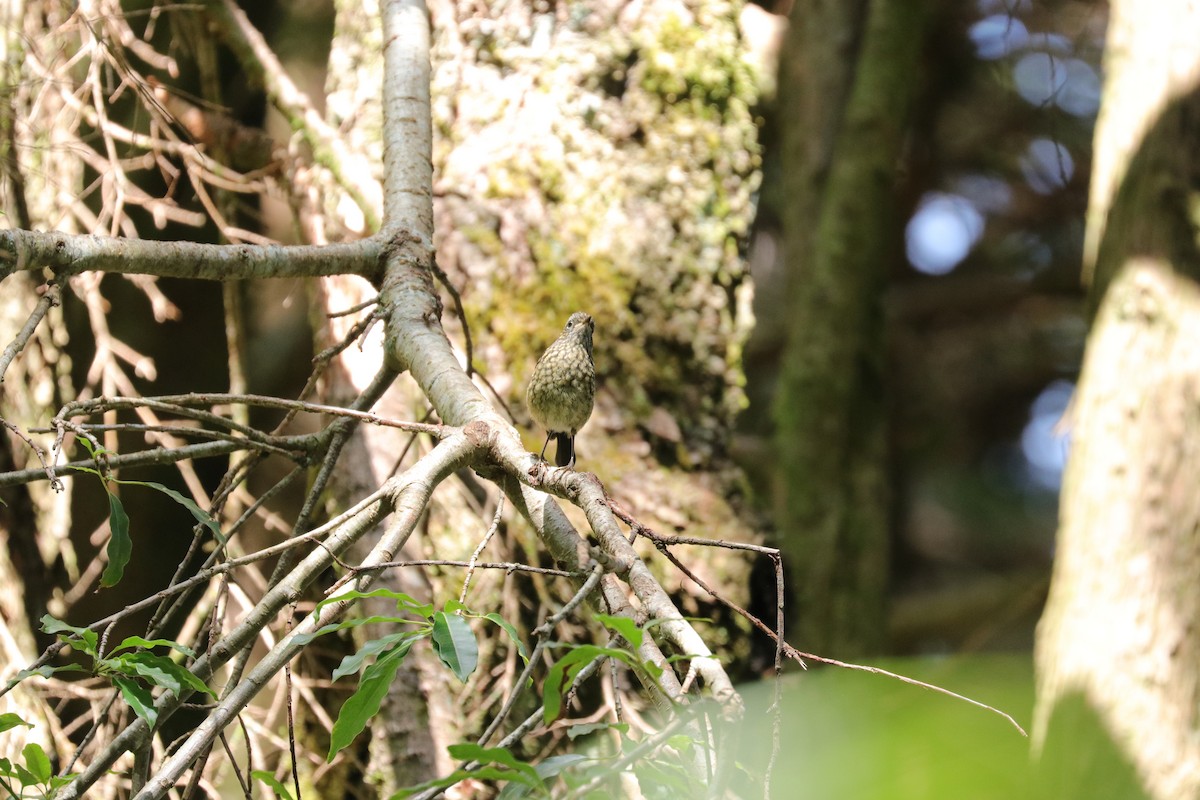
[0,732,76,799]
[14,616,217,730]
[69,438,223,587]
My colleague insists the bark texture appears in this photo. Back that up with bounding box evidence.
[1034,1,1200,797]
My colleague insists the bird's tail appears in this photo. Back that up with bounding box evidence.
[554,433,574,467]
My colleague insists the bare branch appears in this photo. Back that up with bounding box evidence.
[57,428,478,799]
[0,440,247,488]
[130,435,476,799]
[0,228,385,281]
[0,281,61,383]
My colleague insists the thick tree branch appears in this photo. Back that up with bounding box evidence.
[0,229,385,281]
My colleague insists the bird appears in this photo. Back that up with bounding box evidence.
[526,312,596,468]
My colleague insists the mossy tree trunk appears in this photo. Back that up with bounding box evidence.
[1033,2,1200,797]
[772,0,930,657]
[314,0,766,788]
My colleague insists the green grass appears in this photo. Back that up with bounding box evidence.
[730,654,1146,800]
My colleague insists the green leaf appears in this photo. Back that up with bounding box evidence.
[74,438,106,458]
[21,743,51,784]
[113,676,158,728]
[100,491,132,587]
[595,614,644,649]
[0,713,30,734]
[11,664,87,684]
[567,721,628,740]
[542,644,655,725]
[543,646,611,724]
[498,755,590,799]
[389,766,542,799]
[332,632,423,682]
[109,653,178,696]
[110,652,215,698]
[252,770,296,800]
[483,613,529,664]
[292,615,424,646]
[109,636,197,660]
[431,612,477,682]
[12,760,39,787]
[327,639,413,761]
[313,589,434,620]
[40,615,99,656]
[446,743,540,782]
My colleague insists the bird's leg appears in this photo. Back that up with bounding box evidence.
[538,433,553,462]
[553,432,575,468]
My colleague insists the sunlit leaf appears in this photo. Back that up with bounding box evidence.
[595,614,643,649]
[111,652,215,698]
[0,713,30,734]
[21,743,51,784]
[11,664,87,684]
[431,612,477,682]
[113,676,157,728]
[446,743,539,782]
[252,770,296,800]
[332,632,424,681]
[544,645,639,724]
[292,615,424,647]
[40,615,98,656]
[389,766,542,799]
[314,588,434,620]
[109,636,197,660]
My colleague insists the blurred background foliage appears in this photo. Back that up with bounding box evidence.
[734,656,1146,800]
[742,0,1100,661]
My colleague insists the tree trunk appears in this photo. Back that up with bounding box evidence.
[315,0,766,784]
[1034,2,1200,797]
[773,0,929,657]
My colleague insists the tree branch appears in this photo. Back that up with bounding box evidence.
[131,435,475,799]
[0,229,385,281]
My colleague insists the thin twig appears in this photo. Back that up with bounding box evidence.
[0,418,61,490]
[565,714,690,799]
[0,281,61,383]
[624,511,1029,738]
[476,564,605,747]
[459,494,505,605]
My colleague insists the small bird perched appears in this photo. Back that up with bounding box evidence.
[526,312,596,468]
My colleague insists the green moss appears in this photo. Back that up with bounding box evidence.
[431,0,763,466]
